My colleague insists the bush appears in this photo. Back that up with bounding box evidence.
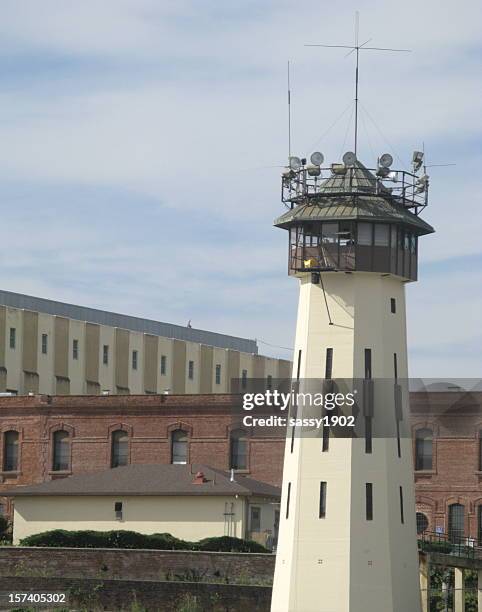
[19,530,269,553]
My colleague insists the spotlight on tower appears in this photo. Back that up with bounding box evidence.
[342,151,357,166]
[307,165,321,177]
[415,174,429,193]
[412,151,424,172]
[310,151,324,166]
[378,153,393,168]
[289,156,302,171]
[331,163,347,175]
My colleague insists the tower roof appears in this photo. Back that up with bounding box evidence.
[275,161,434,235]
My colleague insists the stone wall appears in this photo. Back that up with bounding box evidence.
[0,547,275,584]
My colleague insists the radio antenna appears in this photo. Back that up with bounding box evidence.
[287,60,292,164]
[305,11,411,157]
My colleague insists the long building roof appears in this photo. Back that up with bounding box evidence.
[0,290,258,354]
[3,464,281,498]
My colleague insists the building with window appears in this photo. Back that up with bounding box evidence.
[0,290,290,396]
[3,464,280,546]
[0,390,480,545]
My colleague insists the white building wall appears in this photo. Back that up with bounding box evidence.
[157,337,174,393]
[128,331,144,394]
[5,308,23,393]
[37,313,55,395]
[68,320,85,395]
[98,325,115,393]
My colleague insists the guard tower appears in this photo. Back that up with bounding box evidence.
[271,151,434,612]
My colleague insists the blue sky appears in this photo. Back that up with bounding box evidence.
[0,0,480,377]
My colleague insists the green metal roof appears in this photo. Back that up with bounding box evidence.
[275,162,434,235]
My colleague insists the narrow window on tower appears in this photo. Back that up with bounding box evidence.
[366,483,373,521]
[291,350,302,454]
[399,486,405,524]
[41,334,48,355]
[319,481,327,518]
[364,349,373,454]
[394,352,401,458]
[286,482,291,519]
[390,298,396,313]
[325,348,333,379]
[364,348,372,379]
[322,425,330,453]
[393,353,398,381]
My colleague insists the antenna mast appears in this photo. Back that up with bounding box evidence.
[305,12,411,157]
[287,61,292,164]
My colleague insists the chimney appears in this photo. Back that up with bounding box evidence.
[192,471,207,485]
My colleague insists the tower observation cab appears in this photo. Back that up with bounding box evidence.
[275,152,434,281]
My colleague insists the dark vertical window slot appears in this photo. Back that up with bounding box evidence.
[296,349,302,381]
[393,353,398,381]
[391,298,396,313]
[322,425,330,452]
[366,483,373,521]
[325,348,333,379]
[396,421,402,458]
[291,350,302,454]
[399,486,404,524]
[365,417,372,454]
[364,349,372,380]
[319,481,327,518]
[286,482,291,519]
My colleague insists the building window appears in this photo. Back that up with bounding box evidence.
[479,432,482,471]
[322,423,330,452]
[230,429,247,470]
[111,430,128,468]
[41,333,48,355]
[365,417,372,454]
[391,298,396,314]
[250,506,261,532]
[215,364,222,385]
[171,429,188,464]
[319,481,327,518]
[52,430,70,471]
[3,431,19,472]
[374,223,389,246]
[103,345,109,365]
[399,486,404,524]
[188,360,194,380]
[448,503,465,544]
[132,350,138,370]
[393,353,398,380]
[9,328,16,349]
[241,369,248,390]
[366,483,373,521]
[416,512,429,535]
[160,355,167,375]
[478,507,482,546]
[72,339,79,360]
[286,482,291,519]
[415,428,433,471]
[266,374,272,390]
[325,348,333,379]
[115,501,123,521]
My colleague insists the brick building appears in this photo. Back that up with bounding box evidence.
[1,390,481,541]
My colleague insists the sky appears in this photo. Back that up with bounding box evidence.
[0,0,480,377]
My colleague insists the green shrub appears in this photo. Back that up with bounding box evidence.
[20,530,269,553]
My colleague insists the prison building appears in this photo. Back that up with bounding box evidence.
[0,290,290,396]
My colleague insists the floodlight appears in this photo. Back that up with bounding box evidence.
[289,156,302,171]
[379,153,393,168]
[387,171,398,182]
[310,152,324,166]
[307,165,321,177]
[342,151,357,166]
[376,167,390,178]
[412,151,424,172]
[331,163,347,175]
[282,168,296,179]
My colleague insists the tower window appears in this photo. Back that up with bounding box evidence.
[41,334,48,355]
[3,430,19,472]
[72,339,79,360]
[322,423,330,452]
[319,481,327,518]
[393,353,398,380]
[325,348,333,379]
[188,360,194,380]
[171,429,188,464]
[391,298,396,313]
[160,355,167,375]
[415,428,433,471]
[267,374,273,390]
[132,350,138,370]
[52,430,70,471]
[366,483,373,521]
[103,345,109,365]
[111,430,128,468]
[286,482,291,519]
[250,506,261,532]
[115,501,123,520]
[9,328,16,349]
[374,224,389,246]
[399,486,404,524]
[364,349,372,379]
[365,417,372,454]
[215,364,222,385]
